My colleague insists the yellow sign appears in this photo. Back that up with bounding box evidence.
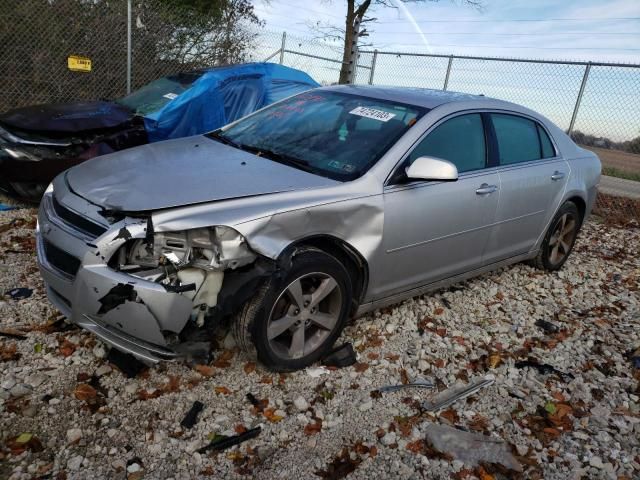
[67,55,92,72]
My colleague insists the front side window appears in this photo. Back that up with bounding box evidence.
[209,91,425,181]
[491,113,551,165]
[116,72,204,115]
[408,113,486,173]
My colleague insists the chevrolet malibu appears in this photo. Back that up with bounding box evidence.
[36,86,601,371]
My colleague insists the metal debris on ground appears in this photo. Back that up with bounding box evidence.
[534,319,560,334]
[322,343,357,368]
[424,423,522,472]
[106,348,148,378]
[4,288,33,300]
[422,377,495,412]
[377,379,435,394]
[515,359,575,381]
[180,401,204,429]
[196,426,261,454]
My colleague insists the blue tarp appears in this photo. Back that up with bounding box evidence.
[143,63,320,142]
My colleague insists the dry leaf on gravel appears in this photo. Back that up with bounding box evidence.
[74,383,97,401]
[214,386,232,395]
[243,362,256,374]
[304,420,322,435]
[194,364,215,377]
[0,342,20,362]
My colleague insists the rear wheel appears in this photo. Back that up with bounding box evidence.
[531,201,581,271]
[233,248,352,371]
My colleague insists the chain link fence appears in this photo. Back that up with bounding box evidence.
[1,3,638,220]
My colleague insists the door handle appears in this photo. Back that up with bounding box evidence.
[476,183,498,195]
[551,171,565,181]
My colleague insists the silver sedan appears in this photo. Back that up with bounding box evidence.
[36,86,601,370]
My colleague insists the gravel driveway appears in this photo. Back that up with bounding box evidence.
[1,200,639,480]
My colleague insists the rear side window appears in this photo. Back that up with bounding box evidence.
[408,113,486,173]
[491,114,541,165]
[537,124,556,158]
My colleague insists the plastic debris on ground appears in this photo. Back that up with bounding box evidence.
[180,401,204,429]
[306,366,331,378]
[534,319,559,334]
[423,376,495,412]
[197,427,261,454]
[106,348,148,378]
[424,423,522,472]
[0,203,19,211]
[322,343,357,368]
[4,288,33,300]
[376,379,435,394]
[515,358,575,381]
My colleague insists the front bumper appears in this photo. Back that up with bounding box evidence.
[37,181,194,363]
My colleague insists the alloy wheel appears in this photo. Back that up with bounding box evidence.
[267,272,342,360]
[548,213,577,264]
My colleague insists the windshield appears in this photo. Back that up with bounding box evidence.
[208,91,426,181]
[116,72,204,115]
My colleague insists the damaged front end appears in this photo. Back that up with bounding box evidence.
[37,189,273,363]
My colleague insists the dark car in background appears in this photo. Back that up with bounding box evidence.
[0,63,319,201]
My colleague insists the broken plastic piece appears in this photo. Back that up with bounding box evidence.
[0,203,19,211]
[306,366,331,378]
[424,423,522,472]
[197,426,261,454]
[107,348,147,378]
[377,379,435,393]
[534,319,559,334]
[515,359,575,381]
[422,377,495,412]
[180,401,204,429]
[5,288,33,300]
[322,343,357,368]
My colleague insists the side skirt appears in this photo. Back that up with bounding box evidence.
[354,251,536,318]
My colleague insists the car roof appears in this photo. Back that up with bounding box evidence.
[320,84,507,110]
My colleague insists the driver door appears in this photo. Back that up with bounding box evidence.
[376,113,500,299]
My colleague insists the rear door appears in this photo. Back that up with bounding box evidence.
[482,112,569,264]
[377,113,500,298]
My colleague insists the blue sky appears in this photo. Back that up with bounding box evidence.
[250,0,640,141]
[254,0,640,63]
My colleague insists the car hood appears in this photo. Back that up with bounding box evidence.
[66,135,339,211]
[0,101,133,134]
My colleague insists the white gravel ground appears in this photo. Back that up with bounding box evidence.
[1,197,639,480]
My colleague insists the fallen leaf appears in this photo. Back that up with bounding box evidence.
[367,352,379,360]
[406,439,425,454]
[59,338,77,357]
[304,420,322,435]
[488,353,502,369]
[215,386,232,395]
[243,362,256,374]
[384,353,400,362]
[74,383,97,401]
[353,362,369,373]
[194,364,215,377]
[212,349,234,368]
[434,307,444,315]
[260,375,273,384]
[263,408,284,423]
[234,424,247,434]
[0,342,20,362]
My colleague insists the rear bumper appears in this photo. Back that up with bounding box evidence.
[37,184,193,363]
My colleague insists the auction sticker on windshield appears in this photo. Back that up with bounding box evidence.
[349,106,396,122]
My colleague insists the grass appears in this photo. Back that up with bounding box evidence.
[601,166,640,182]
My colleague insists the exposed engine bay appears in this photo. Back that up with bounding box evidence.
[110,226,259,332]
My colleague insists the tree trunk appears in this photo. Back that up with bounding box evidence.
[338,0,355,84]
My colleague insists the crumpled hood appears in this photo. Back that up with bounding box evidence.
[0,101,133,134]
[66,135,339,211]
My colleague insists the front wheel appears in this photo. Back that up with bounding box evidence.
[531,201,581,271]
[233,248,352,371]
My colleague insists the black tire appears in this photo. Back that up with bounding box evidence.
[8,182,47,203]
[531,201,582,271]
[233,247,352,372]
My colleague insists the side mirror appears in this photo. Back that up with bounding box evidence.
[405,156,458,181]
